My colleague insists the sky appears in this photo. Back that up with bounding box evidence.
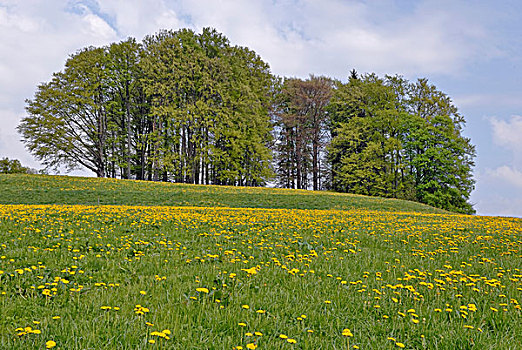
[1,0,522,217]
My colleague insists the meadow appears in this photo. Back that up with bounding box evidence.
[0,176,521,349]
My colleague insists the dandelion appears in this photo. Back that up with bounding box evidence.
[342,329,353,337]
[246,343,257,349]
[46,340,57,349]
[196,287,209,293]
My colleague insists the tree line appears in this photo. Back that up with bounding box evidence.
[18,28,475,213]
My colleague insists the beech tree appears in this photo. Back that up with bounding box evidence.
[20,28,275,185]
[328,73,475,214]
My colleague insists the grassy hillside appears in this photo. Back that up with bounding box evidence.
[4,174,521,349]
[0,174,446,213]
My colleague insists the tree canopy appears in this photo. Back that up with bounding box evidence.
[18,28,475,213]
[327,73,475,214]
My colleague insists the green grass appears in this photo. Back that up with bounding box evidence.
[0,174,446,213]
[1,175,521,349]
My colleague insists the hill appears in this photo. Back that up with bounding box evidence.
[2,174,522,349]
[0,174,446,213]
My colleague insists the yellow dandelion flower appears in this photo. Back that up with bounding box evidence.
[46,340,57,349]
[342,328,354,337]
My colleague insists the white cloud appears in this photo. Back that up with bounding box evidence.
[454,94,522,109]
[490,115,522,151]
[486,166,522,189]
[473,194,522,218]
[82,13,117,39]
[0,0,521,217]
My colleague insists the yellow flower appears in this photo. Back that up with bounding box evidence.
[279,334,288,339]
[196,287,209,294]
[148,339,156,344]
[287,338,297,344]
[241,267,258,275]
[396,342,405,348]
[46,340,57,349]
[342,328,353,337]
[140,290,147,295]
[246,343,257,349]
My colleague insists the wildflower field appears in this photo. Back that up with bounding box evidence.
[0,176,521,349]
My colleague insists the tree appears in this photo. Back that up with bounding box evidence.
[328,73,475,213]
[0,158,36,174]
[19,28,275,185]
[140,28,275,185]
[274,75,333,190]
[20,47,111,177]
[105,38,146,179]
[328,74,404,197]
[398,79,475,214]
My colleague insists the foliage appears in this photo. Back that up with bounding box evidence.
[18,26,476,213]
[327,74,475,214]
[0,158,36,174]
[19,28,275,185]
[273,76,334,190]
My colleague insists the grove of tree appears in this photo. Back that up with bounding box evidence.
[18,28,476,214]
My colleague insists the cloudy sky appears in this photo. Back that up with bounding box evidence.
[1,0,521,217]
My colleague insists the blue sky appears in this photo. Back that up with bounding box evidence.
[1,0,521,217]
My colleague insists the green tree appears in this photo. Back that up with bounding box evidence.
[398,79,475,214]
[20,46,110,177]
[328,74,404,197]
[140,28,275,185]
[0,158,35,174]
[328,73,475,213]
